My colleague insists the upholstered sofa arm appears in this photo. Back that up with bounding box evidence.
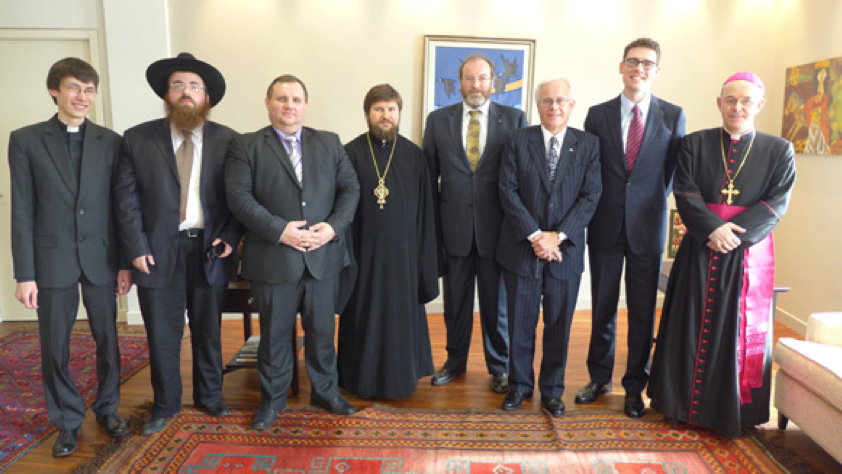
[805,312,842,346]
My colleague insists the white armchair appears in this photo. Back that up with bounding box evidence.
[774,312,842,463]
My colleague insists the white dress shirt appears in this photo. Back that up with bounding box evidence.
[172,124,204,230]
[461,100,491,158]
[619,92,651,153]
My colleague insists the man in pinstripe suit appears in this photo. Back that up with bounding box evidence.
[497,78,602,417]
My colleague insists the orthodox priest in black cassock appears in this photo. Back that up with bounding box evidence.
[648,73,796,438]
[338,85,439,399]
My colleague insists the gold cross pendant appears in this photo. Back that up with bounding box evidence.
[721,182,740,205]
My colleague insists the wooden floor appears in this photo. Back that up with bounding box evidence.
[2,310,840,472]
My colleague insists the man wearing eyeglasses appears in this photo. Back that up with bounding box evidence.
[9,57,132,457]
[576,38,686,418]
[114,53,242,435]
[497,78,601,416]
[423,54,528,393]
[648,72,795,437]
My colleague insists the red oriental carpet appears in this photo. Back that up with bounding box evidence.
[77,405,806,473]
[0,329,149,470]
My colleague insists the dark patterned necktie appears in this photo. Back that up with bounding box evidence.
[548,136,559,183]
[175,130,194,223]
[626,105,643,172]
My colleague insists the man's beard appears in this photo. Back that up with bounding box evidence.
[165,96,210,130]
[368,119,399,142]
[462,87,491,108]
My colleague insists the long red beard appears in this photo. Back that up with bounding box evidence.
[165,96,210,130]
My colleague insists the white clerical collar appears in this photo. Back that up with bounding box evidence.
[723,126,754,141]
[463,99,491,118]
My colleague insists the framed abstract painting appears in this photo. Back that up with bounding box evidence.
[422,35,536,125]
[782,56,842,155]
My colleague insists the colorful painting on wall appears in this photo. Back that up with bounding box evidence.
[668,209,686,259]
[782,57,842,155]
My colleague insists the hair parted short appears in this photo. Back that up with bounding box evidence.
[266,74,308,102]
[363,84,403,114]
[623,37,661,64]
[46,57,99,104]
[458,53,496,80]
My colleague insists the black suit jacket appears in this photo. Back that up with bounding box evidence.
[10,116,123,288]
[423,102,528,259]
[584,95,685,253]
[497,125,602,279]
[224,126,359,284]
[114,119,242,288]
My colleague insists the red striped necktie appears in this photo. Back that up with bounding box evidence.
[626,104,643,172]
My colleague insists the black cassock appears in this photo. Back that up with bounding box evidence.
[648,128,796,437]
[338,133,439,399]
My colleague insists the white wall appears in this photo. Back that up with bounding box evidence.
[168,0,783,142]
[0,0,169,324]
[767,0,842,332]
[1,0,839,327]
[164,0,786,313]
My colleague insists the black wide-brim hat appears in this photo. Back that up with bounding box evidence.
[146,52,226,107]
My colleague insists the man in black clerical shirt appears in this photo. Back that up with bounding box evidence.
[9,57,132,457]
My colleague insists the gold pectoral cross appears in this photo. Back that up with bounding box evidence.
[721,182,740,205]
[374,178,389,209]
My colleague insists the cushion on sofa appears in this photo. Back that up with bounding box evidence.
[805,312,842,346]
[774,337,842,409]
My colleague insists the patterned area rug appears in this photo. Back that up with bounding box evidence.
[76,405,807,473]
[0,329,149,470]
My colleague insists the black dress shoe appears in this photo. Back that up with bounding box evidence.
[52,427,80,457]
[624,393,646,418]
[574,381,612,404]
[501,390,531,411]
[431,366,465,386]
[311,394,357,415]
[96,413,127,436]
[490,373,509,393]
[142,414,173,435]
[199,400,231,417]
[542,396,565,418]
[252,405,280,430]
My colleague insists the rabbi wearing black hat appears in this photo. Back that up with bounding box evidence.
[114,53,242,434]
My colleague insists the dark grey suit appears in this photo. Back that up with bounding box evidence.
[225,125,359,410]
[9,116,123,430]
[584,95,685,394]
[114,119,241,417]
[497,125,601,397]
[423,102,527,376]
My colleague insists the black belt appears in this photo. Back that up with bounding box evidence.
[179,228,203,238]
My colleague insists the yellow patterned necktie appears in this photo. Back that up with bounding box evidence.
[466,110,481,171]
